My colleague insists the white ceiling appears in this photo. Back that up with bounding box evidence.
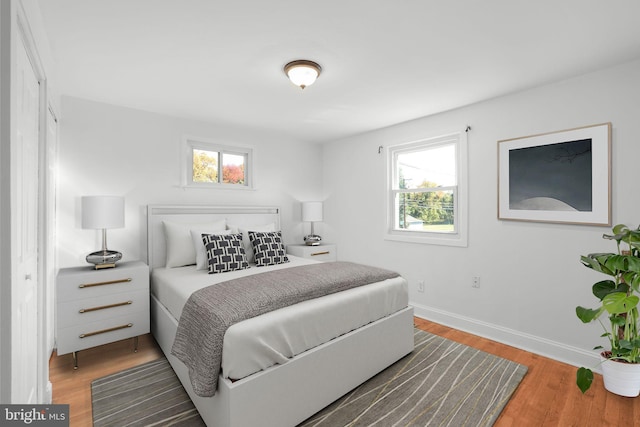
[37,0,640,143]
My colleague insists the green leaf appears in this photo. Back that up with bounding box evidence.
[618,339,639,351]
[581,254,614,276]
[604,255,628,274]
[577,367,594,393]
[628,229,640,250]
[603,292,640,314]
[627,256,640,273]
[610,314,626,327]
[576,306,604,323]
[593,254,618,276]
[592,280,618,300]
[615,347,631,356]
[622,270,638,284]
[606,225,631,243]
[628,275,640,294]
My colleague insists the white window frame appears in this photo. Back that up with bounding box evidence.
[181,135,254,190]
[385,131,468,247]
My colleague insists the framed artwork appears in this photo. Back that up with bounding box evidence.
[498,123,611,226]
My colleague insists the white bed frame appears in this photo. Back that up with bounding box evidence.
[147,205,415,427]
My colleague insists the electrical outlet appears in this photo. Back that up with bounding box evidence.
[417,280,425,293]
[472,276,480,288]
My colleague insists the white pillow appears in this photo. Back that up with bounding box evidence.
[163,220,226,268]
[191,229,233,270]
[229,223,276,264]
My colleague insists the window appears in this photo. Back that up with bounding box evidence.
[183,136,253,189]
[386,131,467,246]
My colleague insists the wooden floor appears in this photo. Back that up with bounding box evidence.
[50,335,162,427]
[49,318,640,426]
[413,318,640,427]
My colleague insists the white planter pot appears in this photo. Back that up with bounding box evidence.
[600,353,640,397]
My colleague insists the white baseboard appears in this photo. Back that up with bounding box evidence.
[412,302,602,374]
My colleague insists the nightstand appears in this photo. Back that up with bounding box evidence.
[287,244,337,262]
[56,260,150,368]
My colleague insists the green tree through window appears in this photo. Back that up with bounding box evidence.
[193,149,218,182]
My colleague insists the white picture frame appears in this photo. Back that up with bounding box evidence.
[498,123,611,226]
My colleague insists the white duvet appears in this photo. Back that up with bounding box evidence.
[151,255,408,380]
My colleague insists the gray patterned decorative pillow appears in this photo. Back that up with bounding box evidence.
[203,233,249,274]
[248,231,290,267]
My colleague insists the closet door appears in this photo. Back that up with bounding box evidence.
[13,32,40,404]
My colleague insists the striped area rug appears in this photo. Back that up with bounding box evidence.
[92,329,527,426]
[92,358,205,426]
[300,329,527,426]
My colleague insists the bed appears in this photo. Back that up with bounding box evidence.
[147,205,414,427]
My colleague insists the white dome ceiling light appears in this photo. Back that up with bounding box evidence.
[284,60,322,90]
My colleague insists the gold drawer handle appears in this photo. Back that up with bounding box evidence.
[79,278,132,288]
[79,323,133,338]
[311,251,330,256]
[79,300,132,313]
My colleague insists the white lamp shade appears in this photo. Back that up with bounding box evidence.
[302,201,323,222]
[81,196,125,229]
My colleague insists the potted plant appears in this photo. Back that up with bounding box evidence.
[576,224,640,396]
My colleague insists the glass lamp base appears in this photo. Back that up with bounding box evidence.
[86,249,122,269]
[304,234,322,246]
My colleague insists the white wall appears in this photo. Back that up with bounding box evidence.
[322,59,640,370]
[56,96,323,269]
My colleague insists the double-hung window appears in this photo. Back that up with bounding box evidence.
[182,136,253,189]
[386,131,467,246]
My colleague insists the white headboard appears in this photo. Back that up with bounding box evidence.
[147,205,281,271]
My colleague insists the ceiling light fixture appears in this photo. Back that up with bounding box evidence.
[284,60,322,90]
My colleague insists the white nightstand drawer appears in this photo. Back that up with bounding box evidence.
[57,262,148,302]
[287,244,337,262]
[56,311,150,355]
[56,289,149,329]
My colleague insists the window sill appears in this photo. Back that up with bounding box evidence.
[178,184,255,191]
[384,231,467,247]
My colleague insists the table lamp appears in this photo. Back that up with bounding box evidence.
[302,201,323,246]
[82,195,124,268]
